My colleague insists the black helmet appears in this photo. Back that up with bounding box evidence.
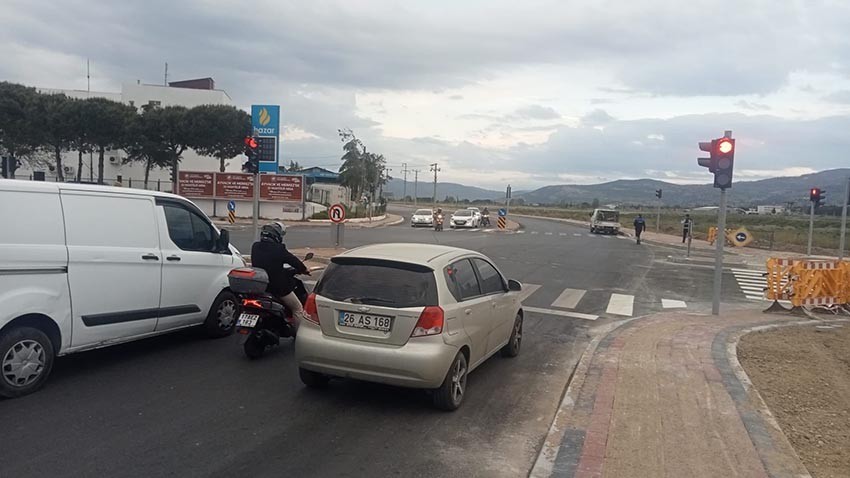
[260,222,286,243]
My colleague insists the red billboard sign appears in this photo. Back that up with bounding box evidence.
[260,174,303,202]
[214,173,254,200]
[177,171,214,198]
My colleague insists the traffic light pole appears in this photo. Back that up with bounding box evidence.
[839,176,849,260]
[712,188,727,316]
[252,172,260,242]
[656,201,661,233]
[807,201,815,256]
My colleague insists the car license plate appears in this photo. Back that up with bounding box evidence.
[237,313,259,328]
[338,311,392,332]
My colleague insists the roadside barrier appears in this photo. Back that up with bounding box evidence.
[707,227,732,245]
[765,257,850,308]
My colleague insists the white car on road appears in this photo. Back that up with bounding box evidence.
[295,243,524,410]
[410,209,434,227]
[0,180,243,398]
[450,209,479,228]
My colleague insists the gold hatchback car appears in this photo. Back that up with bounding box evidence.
[295,243,524,410]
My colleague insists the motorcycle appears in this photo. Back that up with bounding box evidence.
[228,253,321,359]
[434,214,444,231]
[481,214,491,227]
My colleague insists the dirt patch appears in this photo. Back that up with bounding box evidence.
[738,322,850,478]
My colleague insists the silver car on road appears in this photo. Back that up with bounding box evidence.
[295,244,524,410]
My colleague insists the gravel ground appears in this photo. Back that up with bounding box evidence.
[738,321,850,478]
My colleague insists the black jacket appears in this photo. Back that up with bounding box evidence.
[250,241,307,296]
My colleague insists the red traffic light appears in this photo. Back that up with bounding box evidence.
[244,136,258,149]
[717,138,733,154]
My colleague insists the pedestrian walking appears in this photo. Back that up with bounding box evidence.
[633,214,646,244]
[681,214,694,243]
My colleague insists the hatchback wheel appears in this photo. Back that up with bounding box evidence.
[433,352,468,411]
[501,314,523,358]
[204,291,238,338]
[0,327,55,398]
[299,367,330,388]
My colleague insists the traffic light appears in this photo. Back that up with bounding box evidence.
[810,188,826,208]
[655,189,663,199]
[697,135,735,189]
[241,136,259,174]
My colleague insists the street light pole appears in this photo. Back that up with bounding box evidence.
[401,163,409,204]
[839,176,849,261]
[430,163,440,207]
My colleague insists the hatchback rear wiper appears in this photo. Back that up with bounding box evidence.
[343,296,396,305]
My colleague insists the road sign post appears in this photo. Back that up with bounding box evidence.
[252,174,260,241]
[712,188,727,315]
[329,204,346,248]
[227,200,236,225]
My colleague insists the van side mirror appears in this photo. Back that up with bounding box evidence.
[507,279,522,292]
[217,229,230,252]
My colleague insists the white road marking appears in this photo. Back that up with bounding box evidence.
[518,283,542,303]
[551,288,586,309]
[616,235,629,240]
[731,268,765,274]
[586,234,598,238]
[531,231,539,235]
[573,233,582,237]
[517,230,526,234]
[606,293,634,316]
[545,232,553,236]
[523,306,598,321]
[559,233,568,236]
[661,299,687,309]
[469,228,480,232]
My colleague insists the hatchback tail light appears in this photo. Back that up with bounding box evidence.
[411,306,444,337]
[304,293,320,324]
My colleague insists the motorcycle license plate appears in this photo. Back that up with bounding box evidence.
[237,313,260,328]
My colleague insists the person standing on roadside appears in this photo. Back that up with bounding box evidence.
[681,214,694,243]
[633,214,646,244]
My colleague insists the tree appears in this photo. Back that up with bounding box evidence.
[138,106,191,193]
[338,129,367,200]
[35,93,76,181]
[0,82,40,179]
[591,198,600,209]
[185,104,251,172]
[65,98,92,182]
[85,97,136,184]
[124,108,171,188]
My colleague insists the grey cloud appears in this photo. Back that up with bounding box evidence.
[511,104,561,120]
[735,100,771,111]
[823,90,850,104]
[580,109,615,127]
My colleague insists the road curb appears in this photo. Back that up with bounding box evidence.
[712,319,849,478]
[529,315,647,478]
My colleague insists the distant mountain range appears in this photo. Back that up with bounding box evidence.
[384,169,850,208]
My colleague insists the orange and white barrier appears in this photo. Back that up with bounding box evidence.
[765,257,850,308]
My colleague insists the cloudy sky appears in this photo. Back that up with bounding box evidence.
[2,0,850,190]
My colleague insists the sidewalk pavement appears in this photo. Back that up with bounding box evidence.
[531,309,820,478]
[213,214,404,229]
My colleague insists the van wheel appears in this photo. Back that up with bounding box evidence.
[501,314,523,358]
[204,291,238,338]
[0,327,55,398]
[432,352,468,411]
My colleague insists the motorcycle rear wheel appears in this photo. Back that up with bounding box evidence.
[244,336,266,359]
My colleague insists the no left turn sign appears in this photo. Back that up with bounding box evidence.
[329,204,346,223]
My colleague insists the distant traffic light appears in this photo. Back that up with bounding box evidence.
[655,189,663,199]
[697,134,735,189]
[242,136,259,174]
[810,188,826,208]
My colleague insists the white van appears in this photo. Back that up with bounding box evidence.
[590,208,621,235]
[0,180,245,398]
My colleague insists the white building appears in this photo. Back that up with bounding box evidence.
[22,78,240,188]
[756,205,786,215]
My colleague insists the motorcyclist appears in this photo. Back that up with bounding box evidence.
[250,222,309,324]
[482,207,490,226]
[633,214,646,244]
[433,208,444,231]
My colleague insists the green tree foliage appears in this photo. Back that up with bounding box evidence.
[186,104,251,172]
[85,97,136,184]
[124,108,172,188]
[0,82,40,179]
[338,129,388,202]
[35,93,76,181]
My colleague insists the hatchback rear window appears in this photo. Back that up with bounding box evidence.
[316,257,438,308]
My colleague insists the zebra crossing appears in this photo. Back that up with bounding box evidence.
[731,268,768,301]
[519,284,689,321]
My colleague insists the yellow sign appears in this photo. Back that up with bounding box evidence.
[258,107,271,126]
[727,227,754,247]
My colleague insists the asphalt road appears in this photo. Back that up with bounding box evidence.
[0,208,756,477]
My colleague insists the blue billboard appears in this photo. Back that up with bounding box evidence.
[251,105,280,173]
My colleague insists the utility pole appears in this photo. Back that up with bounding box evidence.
[430,163,440,206]
[401,163,409,203]
[413,169,421,206]
[164,62,168,86]
[840,176,849,261]
[807,201,815,256]
[655,189,663,233]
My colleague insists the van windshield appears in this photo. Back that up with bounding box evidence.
[598,211,619,222]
